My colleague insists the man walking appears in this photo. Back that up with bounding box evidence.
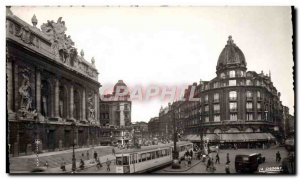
[215,153,220,164]
[276,151,281,162]
[226,153,230,164]
[106,158,111,172]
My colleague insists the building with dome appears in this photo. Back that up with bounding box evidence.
[99,80,132,145]
[150,36,288,148]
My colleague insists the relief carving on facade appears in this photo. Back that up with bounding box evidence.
[15,25,38,47]
[87,91,95,122]
[18,67,37,119]
[41,17,78,65]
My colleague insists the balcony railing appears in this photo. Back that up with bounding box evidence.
[257,97,262,101]
[213,99,220,103]
[214,110,220,114]
[246,97,253,101]
[230,108,238,112]
[229,97,237,101]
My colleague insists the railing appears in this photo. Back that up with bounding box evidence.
[213,99,220,103]
[229,108,237,112]
[213,110,220,114]
[246,97,253,101]
[229,97,237,101]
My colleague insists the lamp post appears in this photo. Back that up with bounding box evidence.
[199,109,204,151]
[71,122,76,172]
[171,109,180,169]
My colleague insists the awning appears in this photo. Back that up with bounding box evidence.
[185,133,276,143]
[219,133,276,142]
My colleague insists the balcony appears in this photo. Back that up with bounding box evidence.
[230,108,238,112]
[257,97,262,101]
[246,97,253,101]
[204,100,209,104]
[214,110,220,114]
[213,99,220,103]
[246,108,254,112]
[229,97,237,101]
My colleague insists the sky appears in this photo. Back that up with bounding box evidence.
[9,6,294,122]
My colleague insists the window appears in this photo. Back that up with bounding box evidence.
[220,73,226,79]
[257,114,262,120]
[257,102,261,109]
[205,116,209,122]
[230,102,237,111]
[229,91,237,100]
[256,81,261,86]
[230,113,237,121]
[205,95,208,103]
[257,91,261,99]
[229,70,236,78]
[246,91,252,98]
[246,113,253,121]
[214,104,220,111]
[229,80,236,86]
[246,79,252,86]
[246,102,253,109]
[213,82,219,88]
[205,105,209,112]
[214,115,220,122]
[240,71,245,77]
[214,93,219,102]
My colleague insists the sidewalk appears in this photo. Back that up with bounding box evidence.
[44,154,116,173]
[162,159,201,173]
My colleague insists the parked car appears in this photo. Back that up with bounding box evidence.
[251,153,265,164]
[235,154,259,173]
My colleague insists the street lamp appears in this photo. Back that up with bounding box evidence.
[71,121,76,172]
[171,109,180,169]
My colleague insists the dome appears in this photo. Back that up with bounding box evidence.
[113,80,128,93]
[216,36,247,72]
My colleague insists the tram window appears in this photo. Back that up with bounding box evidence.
[146,153,151,160]
[141,153,147,162]
[162,149,166,156]
[138,154,142,163]
[116,157,123,165]
[151,152,156,159]
[123,156,129,165]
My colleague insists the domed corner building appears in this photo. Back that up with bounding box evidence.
[192,36,284,148]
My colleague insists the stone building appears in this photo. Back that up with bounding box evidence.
[6,9,101,156]
[147,117,160,138]
[99,80,132,145]
[150,36,290,147]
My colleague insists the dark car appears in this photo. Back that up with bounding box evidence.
[235,154,259,173]
[252,153,265,164]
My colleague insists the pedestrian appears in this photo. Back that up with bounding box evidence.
[86,150,89,160]
[82,153,84,158]
[210,158,215,172]
[106,158,111,172]
[225,161,230,174]
[184,154,188,167]
[94,151,98,161]
[215,153,220,164]
[226,153,230,164]
[188,155,192,167]
[112,148,115,156]
[79,159,85,170]
[276,151,281,162]
[44,161,49,168]
[96,158,102,170]
[206,157,211,171]
[60,158,66,171]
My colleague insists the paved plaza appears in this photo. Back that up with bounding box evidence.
[153,147,289,174]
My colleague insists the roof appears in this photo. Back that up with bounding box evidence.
[115,141,192,154]
[216,36,247,72]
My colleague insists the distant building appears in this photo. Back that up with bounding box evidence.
[148,117,160,138]
[99,80,132,145]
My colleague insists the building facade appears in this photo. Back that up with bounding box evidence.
[6,9,103,156]
[149,36,290,147]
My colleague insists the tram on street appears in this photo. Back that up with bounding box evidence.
[115,141,193,173]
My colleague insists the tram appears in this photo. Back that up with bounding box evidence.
[115,141,193,173]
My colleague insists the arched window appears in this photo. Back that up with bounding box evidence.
[73,89,81,120]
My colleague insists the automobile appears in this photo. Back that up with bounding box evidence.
[235,154,259,173]
[209,145,219,153]
[251,153,265,164]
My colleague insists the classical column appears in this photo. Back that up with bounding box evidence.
[7,59,13,115]
[35,69,41,114]
[82,88,86,121]
[69,83,74,120]
[14,63,19,112]
[54,78,60,118]
[94,92,98,124]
